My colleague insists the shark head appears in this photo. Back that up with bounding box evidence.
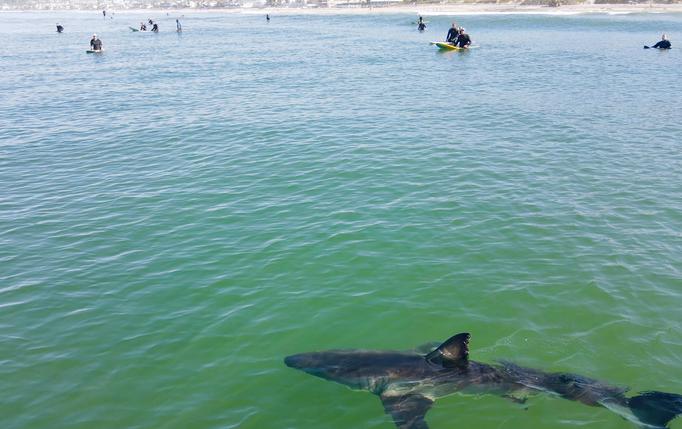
[284,351,348,380]
[285,349,418,390]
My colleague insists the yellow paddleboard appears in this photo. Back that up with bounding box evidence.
[431,42,465,51]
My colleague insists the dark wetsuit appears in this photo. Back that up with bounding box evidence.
[652,40,671,49]
[90,39,102,50]
[57,25,64,33]
[141,24,147,31]
[418,22,426,31]
[152,23,159,32]
[446,28,459,43]
[455,33,471,48]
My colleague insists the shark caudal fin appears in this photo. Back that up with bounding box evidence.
[628,391,682,428]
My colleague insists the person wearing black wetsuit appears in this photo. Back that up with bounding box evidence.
[148,19,154,25]
[56,23,64,33]
[454,28,471,48]
[90,34,102,51]
[418,22,426,32]
[446,23,459,44]
[652,34,671,49]
[266,14,270,22]
[151,23,159,32]
[140,22,147,31]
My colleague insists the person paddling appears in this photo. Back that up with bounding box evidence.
[56,23,64,33]
[648,34,671,49]
[90,34,102,51]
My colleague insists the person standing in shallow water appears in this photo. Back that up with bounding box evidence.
[90,34,102,51]
[56,23,64,33]
[266,14,270,22]
[176,19,182,32]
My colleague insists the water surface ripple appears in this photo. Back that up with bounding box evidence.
[1,11,681,429]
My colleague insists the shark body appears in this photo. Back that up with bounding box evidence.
[285,332,682,429]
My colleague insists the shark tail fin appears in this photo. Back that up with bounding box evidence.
[628,391,682,428]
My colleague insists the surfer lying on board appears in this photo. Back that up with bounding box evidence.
[454,28,472,48]
[90,34,102,51]
[651,34,671,49]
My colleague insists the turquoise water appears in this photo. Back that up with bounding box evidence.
[1,10,681,429]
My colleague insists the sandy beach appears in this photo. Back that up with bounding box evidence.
[161,3,682,15]
[7,3,680,14]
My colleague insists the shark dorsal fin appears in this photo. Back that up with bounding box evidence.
[425,332,470,367]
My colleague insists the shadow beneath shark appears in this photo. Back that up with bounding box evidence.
[285,332,682,429]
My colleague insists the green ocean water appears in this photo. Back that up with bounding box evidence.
[0,10,681,429]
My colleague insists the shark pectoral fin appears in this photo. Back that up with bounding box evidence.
[425,332,470,368]
[380,394,434,429]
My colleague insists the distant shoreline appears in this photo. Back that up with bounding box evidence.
[3,3,682,14]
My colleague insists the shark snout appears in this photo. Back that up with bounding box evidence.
[284,352,338,380]
[284,353,306,369]
[284,352,323,371]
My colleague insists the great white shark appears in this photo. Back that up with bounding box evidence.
[285,332,682,429]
